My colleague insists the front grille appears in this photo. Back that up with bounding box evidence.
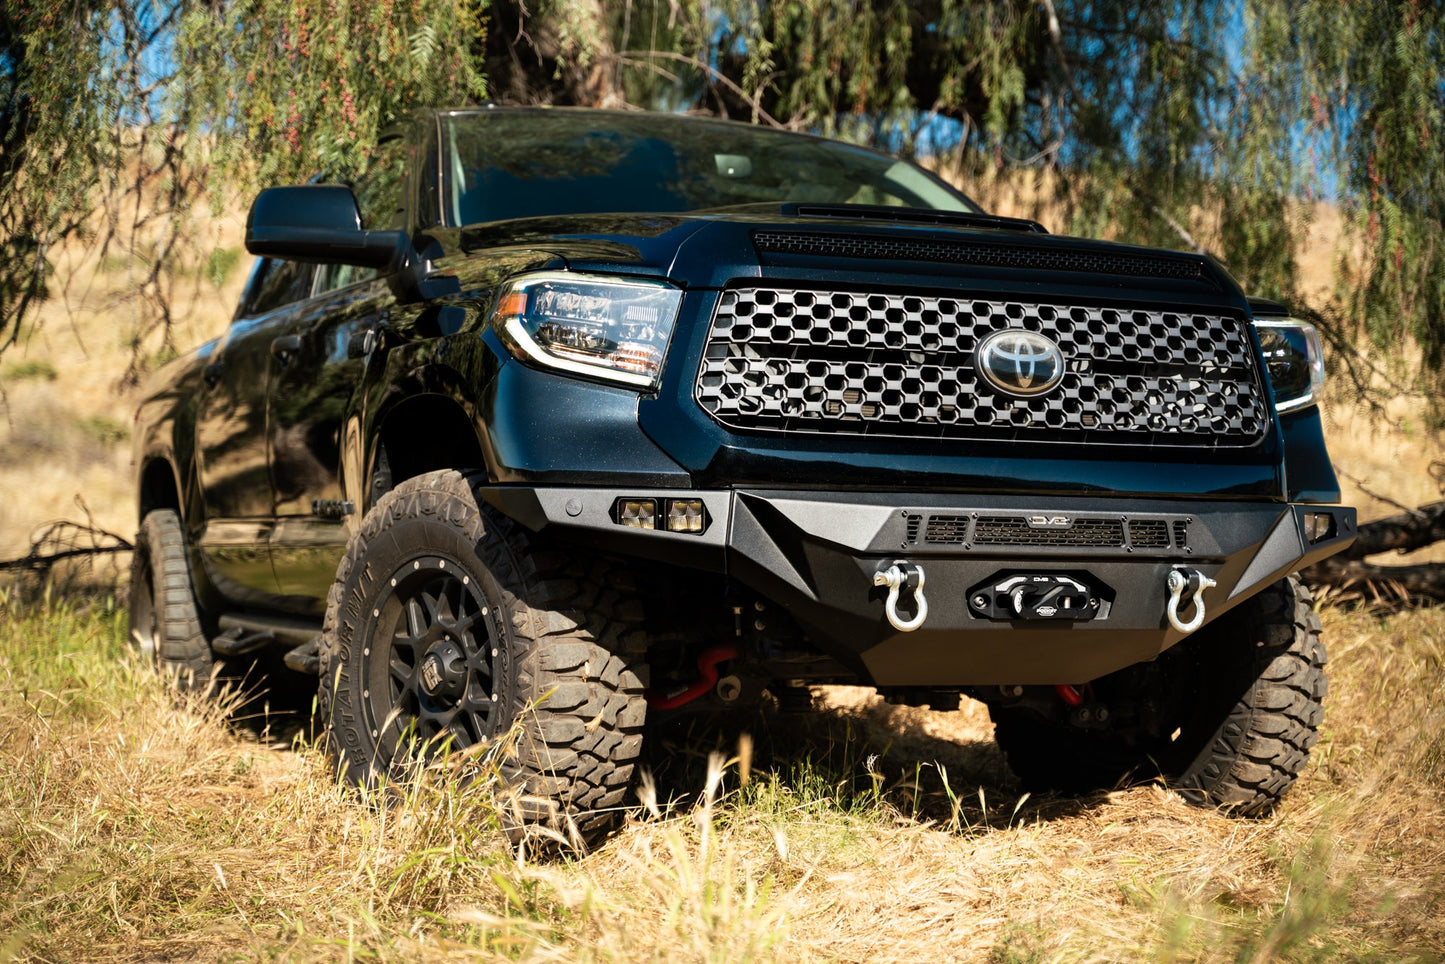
[907,513,1191,551]
[694,287,1266,446]
[1128,519,1170,549]
[975,517,1125,547]
[754,231,1206,282]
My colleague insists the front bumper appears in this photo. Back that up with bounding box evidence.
[479,486,1355,686]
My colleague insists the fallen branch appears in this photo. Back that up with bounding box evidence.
[0,520,133,573]
[1337,501,1445,556]
[1304,559,1445,602]
[1302,501,1445,601]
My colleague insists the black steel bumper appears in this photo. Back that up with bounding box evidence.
[479,486,1355,686]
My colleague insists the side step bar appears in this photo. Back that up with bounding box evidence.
[211,613,322,675]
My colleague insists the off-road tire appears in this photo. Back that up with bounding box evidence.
[128,509,215,690]
[318,469,648,848]
[991,577,1326,816]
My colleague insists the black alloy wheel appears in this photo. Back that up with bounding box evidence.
[366,560,510,764]
[319,469,650,849]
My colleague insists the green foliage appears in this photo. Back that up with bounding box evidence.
[1,359,56,382]
[1,0,1442,411]
[0,0,490,362]
[202,246,242,289]
[73,414,129,446]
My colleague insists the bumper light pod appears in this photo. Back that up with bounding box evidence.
[490,272,682,389]
[1304,511,1337,544]
[666,499,707,534]
[616,499,657,529]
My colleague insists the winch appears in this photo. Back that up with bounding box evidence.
[968,574,1103,621]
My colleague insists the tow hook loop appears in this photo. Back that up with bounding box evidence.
[645,643,740,710]
[1166,568,1218,634]
[874,560,928,632]
[1054,683,1085,707]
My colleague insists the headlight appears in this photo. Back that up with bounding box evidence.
[1253,318,1325,414]
[489,272,683,389]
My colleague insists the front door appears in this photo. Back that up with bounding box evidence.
[267,275,392,610]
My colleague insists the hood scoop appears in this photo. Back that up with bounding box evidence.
[779,202,1047,234]
[754,227,1209,283]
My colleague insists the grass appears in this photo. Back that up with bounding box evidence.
[0,361,58,384]
[1,590,1441,962]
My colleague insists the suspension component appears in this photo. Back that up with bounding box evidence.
[645,644,740,710]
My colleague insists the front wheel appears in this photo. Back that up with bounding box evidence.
[318,470,649,847]
[990,577,1326,815]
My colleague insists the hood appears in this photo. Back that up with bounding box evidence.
[442,203,1243,303]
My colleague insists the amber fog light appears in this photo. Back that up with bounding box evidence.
[616,499,657,529]
[666,499,707,534]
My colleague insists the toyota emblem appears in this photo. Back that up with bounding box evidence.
[976,329,1066,397]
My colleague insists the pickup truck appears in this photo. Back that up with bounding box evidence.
[130,106,1355,845]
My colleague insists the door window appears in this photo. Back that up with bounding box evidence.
[239,258,315,317]
[315,137,408,294]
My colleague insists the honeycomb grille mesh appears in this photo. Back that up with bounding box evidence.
[754,231,1206,281]
[694,287,1266,446]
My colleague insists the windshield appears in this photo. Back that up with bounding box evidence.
[440,110,978,227]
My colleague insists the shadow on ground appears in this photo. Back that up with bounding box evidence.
[644,691,1100,831]
[219,666,1108,832]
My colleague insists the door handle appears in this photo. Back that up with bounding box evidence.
[202,362,224,387]
[270,334,304,362]
[346,327,379,358]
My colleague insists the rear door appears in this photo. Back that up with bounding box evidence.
[193,258,314,605]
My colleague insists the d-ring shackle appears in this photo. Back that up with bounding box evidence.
[874,561,928,632]
[1166,568,1217,633]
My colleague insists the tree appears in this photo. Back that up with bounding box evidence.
[0,1,1440,402]
[0,0,488,362]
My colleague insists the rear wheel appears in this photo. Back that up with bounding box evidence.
[128,509,214,690]
[990,577,1326,815]
[318,469,649,848]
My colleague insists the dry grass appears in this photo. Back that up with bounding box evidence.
[0,208,246,560]
[1,592,1442,962]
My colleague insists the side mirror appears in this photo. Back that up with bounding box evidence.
[245,185,405,269]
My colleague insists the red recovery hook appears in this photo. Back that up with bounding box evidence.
[645,644,740,710]
[1054,683,1085,707]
